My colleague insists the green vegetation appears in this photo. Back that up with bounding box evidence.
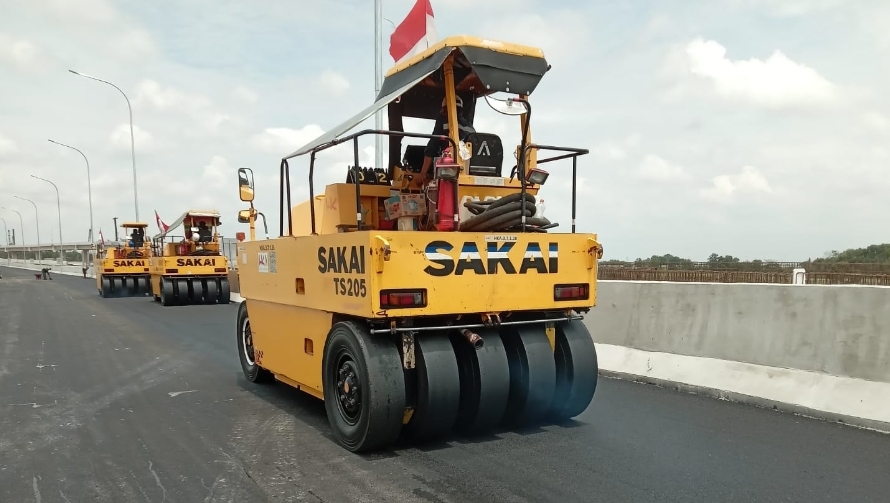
[600,244,890,273]
[814,244,890,264]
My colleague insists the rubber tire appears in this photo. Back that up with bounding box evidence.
[219,277,231,304]
[111,277,124,297]
[175,278,190,305]
[160,278,175,306]
[549,319,599,420]
[126,277,138,297]
[500,325,557,428]
[322,321,405,452]
[191,280,205,305]
[205,279,218,305]
[138,276,151,296]
[451,328,511,434]
[402,332,461,443]
[237,301,272,383]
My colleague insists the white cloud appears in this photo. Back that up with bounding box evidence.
[0,33,39,67]
[0,133,19,157]
[0,0,888,261]
[860,4,890,51]
[108,124,155,151]
[316,70,350,96]
[730,0,845,17]
[250,125,326,154]
[637,154,689,182]
[680,38,837,108]
[232,86,258,104]
[700,165,773,203]
[473,8,593,64]
[862,112,890,133]
[590,143,627,162]
[134,79,204,109]
[202,155,230,189]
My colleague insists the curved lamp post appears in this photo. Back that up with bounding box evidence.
[1,207,25,261]
[31,175,63,264]
[0,216,8,265]
[48,139,94,243]
[13,196,40,264]
[68,69,139,220]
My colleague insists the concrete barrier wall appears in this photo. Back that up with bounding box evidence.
[6,258,888,387]
[584,281,890,384]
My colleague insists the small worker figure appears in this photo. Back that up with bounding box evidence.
[414,96,475,188]
[197,221,212,242]
[82,265,88,278]
[41,267,52,280]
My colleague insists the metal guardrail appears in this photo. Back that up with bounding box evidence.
[2,242,95,252]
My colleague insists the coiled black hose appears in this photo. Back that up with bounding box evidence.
[460,192,557,232]
[189,248,219,256]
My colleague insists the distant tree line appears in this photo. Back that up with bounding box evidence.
[600,244,890,273]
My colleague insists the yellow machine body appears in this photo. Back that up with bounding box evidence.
[148,209,232,306]
[94,222,153,297]
[234,35,603,453]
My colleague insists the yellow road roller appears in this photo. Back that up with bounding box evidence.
[149,209,231,306]
[95,221,153,297]
[234,35,603,452]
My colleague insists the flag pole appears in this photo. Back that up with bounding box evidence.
[374,0,384,170]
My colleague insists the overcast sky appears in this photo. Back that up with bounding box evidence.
[1,0,888,261]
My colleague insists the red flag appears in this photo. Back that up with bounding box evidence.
[99,229,105,245]
[155,210,169,233]
[389,0,438,64]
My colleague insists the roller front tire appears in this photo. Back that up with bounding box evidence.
[237,302,272,383]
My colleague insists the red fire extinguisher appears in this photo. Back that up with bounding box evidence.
[435,146,459,231]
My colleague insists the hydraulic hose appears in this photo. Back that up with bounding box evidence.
[459,192,554,232]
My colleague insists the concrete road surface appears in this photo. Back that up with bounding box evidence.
[2,265,889,502]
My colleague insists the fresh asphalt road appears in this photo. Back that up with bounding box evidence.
[1,266,889,503]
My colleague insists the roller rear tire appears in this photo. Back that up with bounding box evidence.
[322,321,405,452]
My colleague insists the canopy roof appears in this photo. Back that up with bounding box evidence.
[285,35,550,160]
[120,221,148,228]
[152,209,221,240]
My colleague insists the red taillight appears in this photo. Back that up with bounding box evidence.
[554,283,589,301]
[379,289,426,309]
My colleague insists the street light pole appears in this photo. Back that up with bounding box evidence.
[31,175,63,265]
[48,139,94,244]
[14,196,40,265]
[374,0,383,171]
[68,69,139,220]
[2,207,25,261]
[0,217,8,266]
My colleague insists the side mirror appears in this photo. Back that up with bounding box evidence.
[238,167,255,202]
[237,209,251,224]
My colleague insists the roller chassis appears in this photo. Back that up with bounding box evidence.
[237,300,598,452]
[98,273,152,298]
[152,273,231,306]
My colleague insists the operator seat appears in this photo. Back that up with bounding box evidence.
[465,132,504,177]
